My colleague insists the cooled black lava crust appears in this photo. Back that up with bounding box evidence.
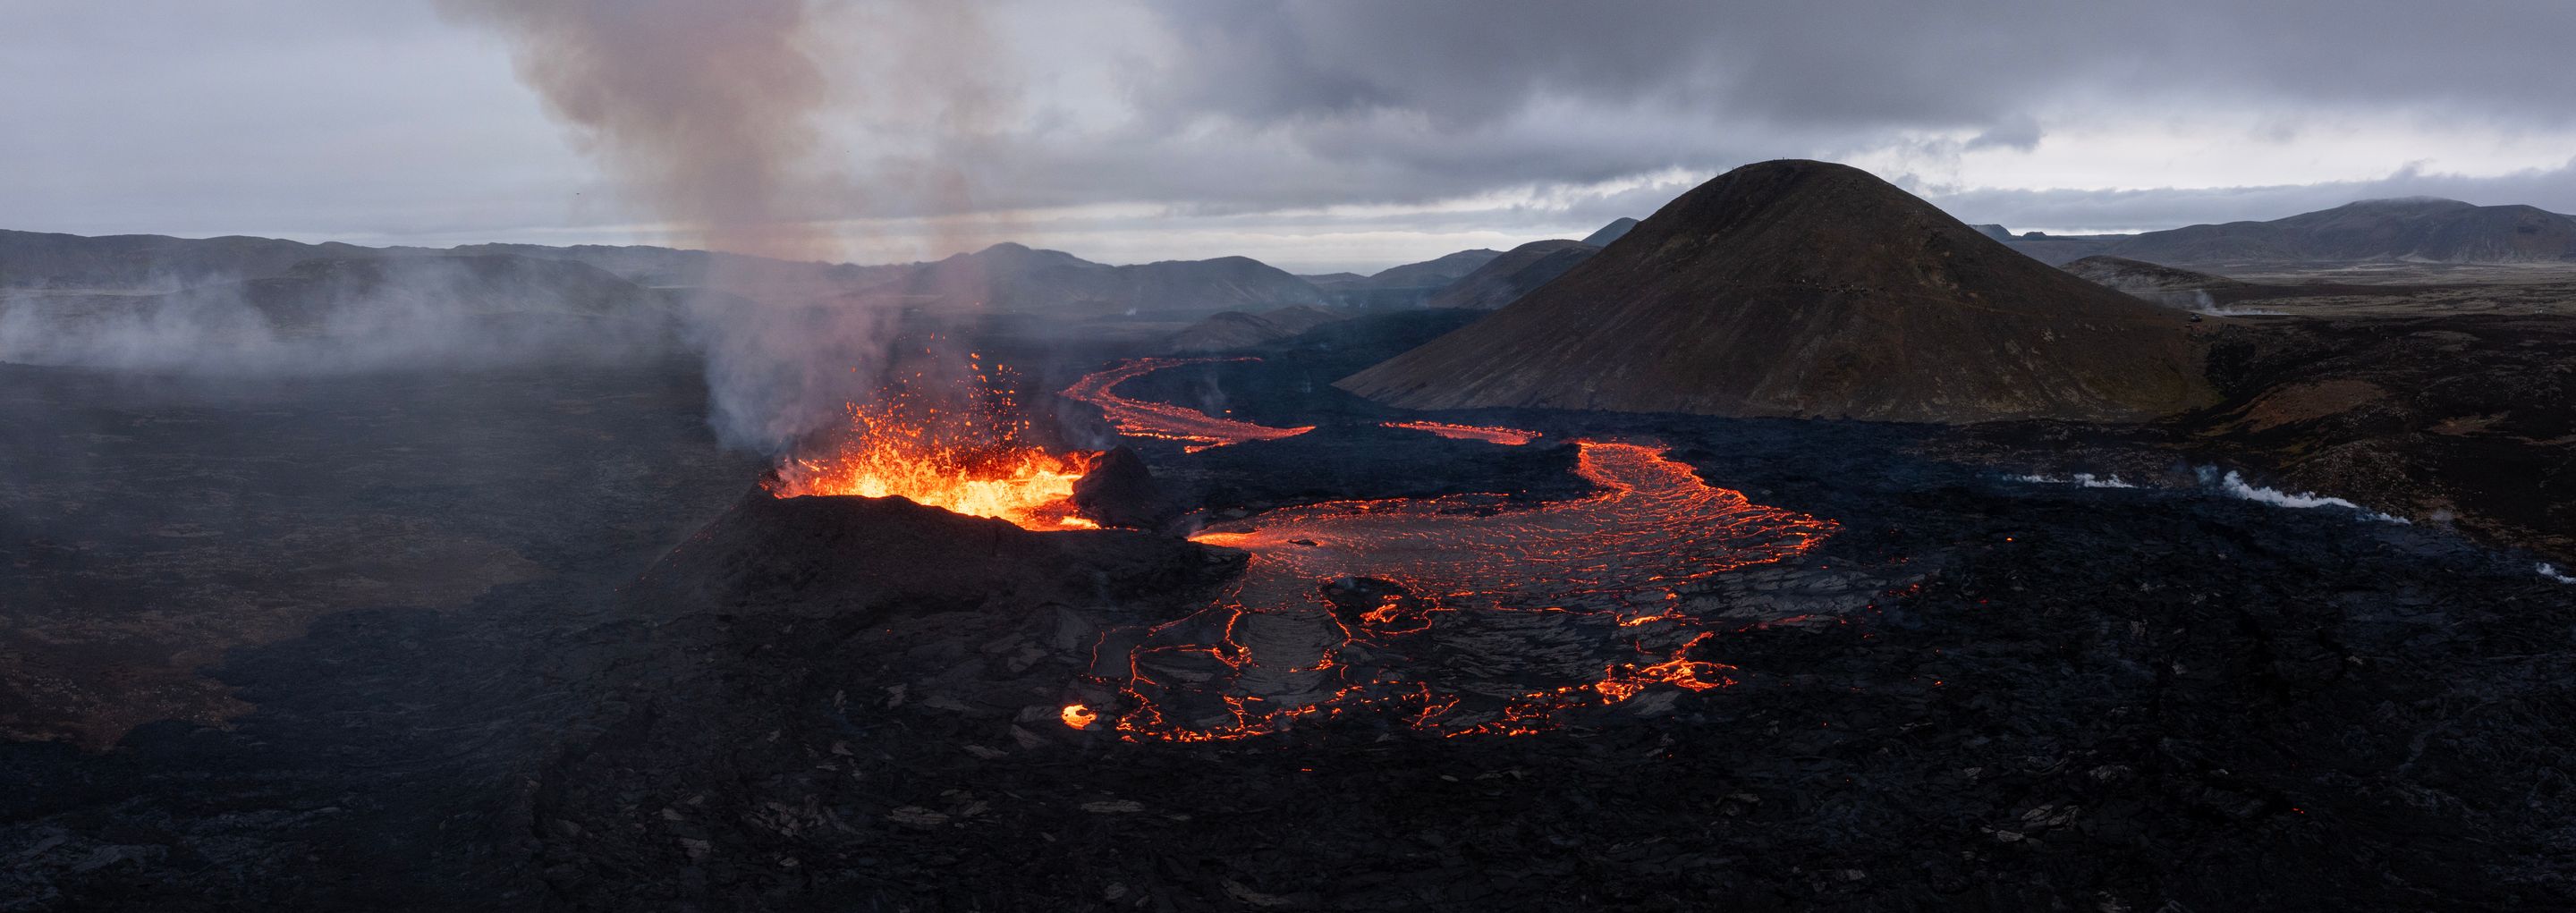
[5,331,2574,911]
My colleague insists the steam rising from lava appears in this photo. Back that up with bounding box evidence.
[437,0,1012,451]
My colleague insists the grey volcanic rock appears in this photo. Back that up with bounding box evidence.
[629,485,1232,619]
[2062,256,2250,308]
[1071,445,1178,530]
[1580,217,1640,248]
[1165,304,1344,352]
[2105,197,2576,266]
[1339,159,2216,423]
[1423,239,1599,309]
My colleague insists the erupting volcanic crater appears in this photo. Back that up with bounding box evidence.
[755,355,1848,743]
[767,359,1101,531]
[766,356,1326,531]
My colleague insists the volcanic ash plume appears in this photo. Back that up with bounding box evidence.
[437,0,949,450]
[436,0,834,260]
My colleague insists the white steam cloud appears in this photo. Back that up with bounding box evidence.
[2195,467,2411,524]
[2006,472,2138,488]
[436,0,1015,452]
[2005,467,2411,524]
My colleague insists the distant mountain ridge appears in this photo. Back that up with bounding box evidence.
[1424,239,1601,309]
[1998,197,2576,266]
[1301,249,1503,308]
[0,230,1333,319]
[873,242,1329,317]
[1165,305,1348,352]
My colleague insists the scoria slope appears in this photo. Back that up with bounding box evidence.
[1337,159,2215,423]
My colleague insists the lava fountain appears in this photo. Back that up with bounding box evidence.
[1060,357,1314,452]
[769,359,1097,530]
[1089,440,1840,741]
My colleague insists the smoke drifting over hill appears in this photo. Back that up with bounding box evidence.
[434,0,1012,451]
[0,256,676,373]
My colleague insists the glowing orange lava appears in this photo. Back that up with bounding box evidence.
[769,364,1097,531]
[1060,704,1098,730]
[1061,358,1314,452]
[1382,420,1540,445]
[1088,440,1839,741]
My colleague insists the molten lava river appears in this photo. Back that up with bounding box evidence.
[1048,358,1841,740]
[1095,435,1835,740]
[1060,357,1315,451]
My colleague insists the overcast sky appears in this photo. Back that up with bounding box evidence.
[6,1,2573,274]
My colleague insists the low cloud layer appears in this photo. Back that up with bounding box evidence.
[0,257,677,373]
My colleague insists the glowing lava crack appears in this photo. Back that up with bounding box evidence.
[1086,440,1839,741]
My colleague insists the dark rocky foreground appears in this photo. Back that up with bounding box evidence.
[0,359,758,909]
[4,326,2574,910]
[1936,311,2576,567]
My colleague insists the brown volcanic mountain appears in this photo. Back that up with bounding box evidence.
[1338,160,2215,423]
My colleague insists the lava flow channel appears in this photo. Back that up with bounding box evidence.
[1085,441,1838,741]
[1060,357,1314,452]
[1382,420,1541,445]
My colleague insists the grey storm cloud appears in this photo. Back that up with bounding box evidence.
[775,0,2576,229]
[1127,0,2576,139]
[4,0,2574,262]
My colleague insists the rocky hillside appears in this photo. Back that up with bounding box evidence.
[1339,159,2214,423]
